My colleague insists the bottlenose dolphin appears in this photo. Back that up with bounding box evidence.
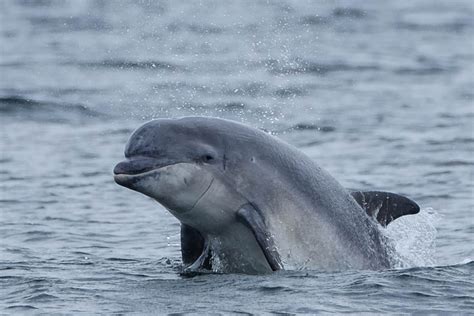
[113,117,419,274]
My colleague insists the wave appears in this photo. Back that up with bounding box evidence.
[28,15,111,32]
[6,305,38,310]
[300,7,367,26]
[166,22,224,34]
[263,58,454,77]
[266,122,336,135]
[264,58,380,75]
[289,123,336,132]
[332,8,367,19]
[0,96,108,123]
[394,66,449,76]
[72,59,181,71]
[396,20,471,32]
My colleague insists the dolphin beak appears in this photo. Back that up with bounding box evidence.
[113,157,158,176]
[113,157,158,188]
[113,160,131,175]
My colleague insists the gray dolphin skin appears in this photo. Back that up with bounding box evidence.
[113,117,419,274]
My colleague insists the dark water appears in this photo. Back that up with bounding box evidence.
[1,0,473,314]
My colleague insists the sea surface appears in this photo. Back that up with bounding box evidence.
[1,0,473,314]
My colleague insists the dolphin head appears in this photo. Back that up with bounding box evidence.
[113,117,252,231]
[114,118,220,211]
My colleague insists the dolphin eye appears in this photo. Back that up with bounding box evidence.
[202,154,215,163]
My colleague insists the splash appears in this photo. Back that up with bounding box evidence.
[384,208,439,268]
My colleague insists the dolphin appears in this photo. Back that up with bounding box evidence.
[113,117,419,274]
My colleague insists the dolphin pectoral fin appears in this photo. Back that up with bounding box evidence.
[181,224,205,265]
[237,203,283,271]
[182,238,212,274]
[181,224,212,270]
[350,191,420,227]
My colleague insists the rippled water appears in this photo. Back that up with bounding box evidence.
[1,0,473,313]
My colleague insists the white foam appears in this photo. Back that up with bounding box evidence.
[384,208,439,268]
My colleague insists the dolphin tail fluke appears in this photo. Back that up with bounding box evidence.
[350,191,420,227]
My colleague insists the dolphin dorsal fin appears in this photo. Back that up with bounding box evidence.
[350,191,420,227]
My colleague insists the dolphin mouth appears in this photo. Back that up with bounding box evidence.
[113,168,159,187]
[113,156,177,176]
[113,157,181,187]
